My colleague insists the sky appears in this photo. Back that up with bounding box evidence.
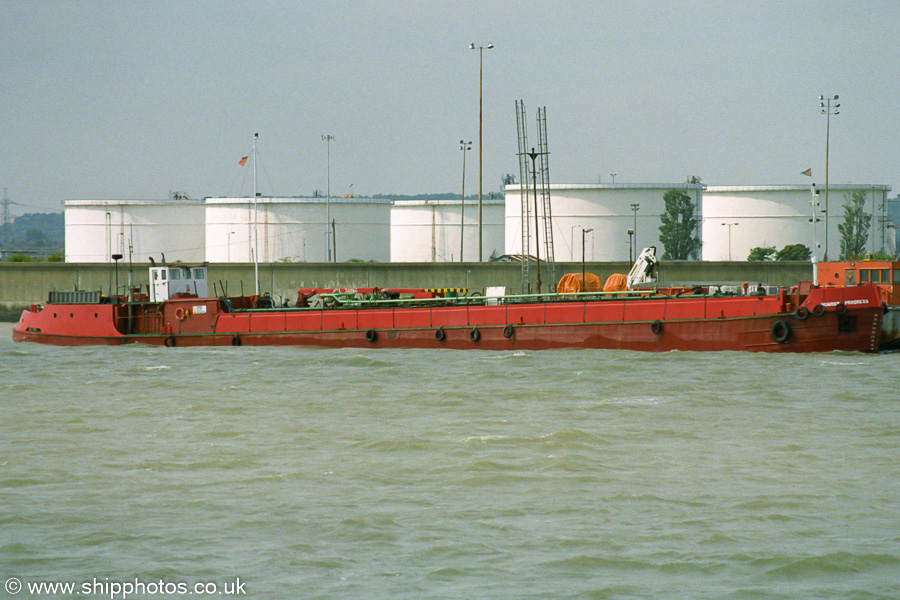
[2,0,899,215]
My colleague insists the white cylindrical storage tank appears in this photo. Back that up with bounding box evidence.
[390,198,505,262]
[702,184,892,262]
[504,183,704,262]
[64,199,205,263]
[205,196,391,263]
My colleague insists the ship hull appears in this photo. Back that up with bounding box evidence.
[12,285,885,353]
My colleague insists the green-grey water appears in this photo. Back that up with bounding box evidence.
[1,323,898,599]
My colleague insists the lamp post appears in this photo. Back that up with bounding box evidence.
[469,41,493,261]
[111,253,123,297]
[582,228,593,291]
[459,140,472,262]
[630,203,640,260]
[627,229,634,263]
[819,94,839,261]
[610,172,617,184]
[322,134,334,262]
[809,184,821,260]
[721,222,739,261]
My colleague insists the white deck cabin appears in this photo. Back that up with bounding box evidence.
[150,266,209,302]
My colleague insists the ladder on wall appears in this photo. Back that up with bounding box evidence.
[515,100,532,294]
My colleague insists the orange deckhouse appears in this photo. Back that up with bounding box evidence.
[817,258,900,306]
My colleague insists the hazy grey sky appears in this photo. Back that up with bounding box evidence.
[2,0,898,214]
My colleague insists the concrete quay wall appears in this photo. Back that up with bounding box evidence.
[1,261,815,309]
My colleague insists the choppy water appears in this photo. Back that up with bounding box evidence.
[1,323,899,599]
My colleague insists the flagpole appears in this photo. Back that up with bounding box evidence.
[253,133,259,296]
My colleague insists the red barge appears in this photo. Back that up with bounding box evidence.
[11,254,892,353]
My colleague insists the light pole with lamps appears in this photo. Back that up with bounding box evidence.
[809,184,821,260]
[469,41,493,261]
[582,228,593,291]
[819,94,839,261]
[322,134,335,262]
[610,172,617,184]
[459,140,472,262]
[721,222,739,261]
[630,203,640,260]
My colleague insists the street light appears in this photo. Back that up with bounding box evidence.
[630,203,640,260]
[809,184,821,260]
[627,229,634,263]
[721,222,739,261]
[819,94,839,261]
[322,134,335,262]
[582,228,593,291]
[610,172,617,184]
[459,140,472,262]
[111,253,123,297]
[469,41,493,261]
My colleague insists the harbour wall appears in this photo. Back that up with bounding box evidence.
[1,261,815,310]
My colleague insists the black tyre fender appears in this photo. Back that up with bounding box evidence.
[835,303,847,315]
[650,320,663,334]
[502,324,514,339]
[231,335,241,346]
[795,307,810,321]
[469,327,481,342]
[365,329,377,343]
[435,328,445,341]
[770,320,792,343]
[812,304,826,317]
[164,335,176,348]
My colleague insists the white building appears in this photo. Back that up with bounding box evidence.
[702,185,892,261]
[503,183,704,262]
[390,198,505,262]
[64,198,206,263]
[205,196,391,263]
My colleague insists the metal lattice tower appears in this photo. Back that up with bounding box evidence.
[536,107,556,287]
[515,100,532,293]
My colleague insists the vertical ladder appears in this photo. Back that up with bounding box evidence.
[515,100,532,294]
[536,107,556,287]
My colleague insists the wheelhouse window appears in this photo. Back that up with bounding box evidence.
[859,269,869,283]
[193,268,205,279]
[881,269,890,284]
[169,269,181,280]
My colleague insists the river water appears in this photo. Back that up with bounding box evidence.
[1,323,898,599]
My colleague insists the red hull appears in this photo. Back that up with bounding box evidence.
[12,285,885,353]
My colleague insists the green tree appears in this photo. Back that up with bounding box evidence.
[837,190,872,259]
[658,189,701,260]
[775,244,811,261]
[747,246,776,261]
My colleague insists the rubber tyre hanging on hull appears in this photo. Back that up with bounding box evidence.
[770,320,792,343]
[469,328,481,342]
[650,320,663,334]
[812,304,826,317]
[502,324,514,339]
[795,307,810,320]
[164,335,176,348]
[231,335,241,346]
[365,329,377,343]
[835,303,847,315]
[435,328,445,341]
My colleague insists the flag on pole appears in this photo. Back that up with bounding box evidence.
[801,168,812,176]
[239,156,248,166]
